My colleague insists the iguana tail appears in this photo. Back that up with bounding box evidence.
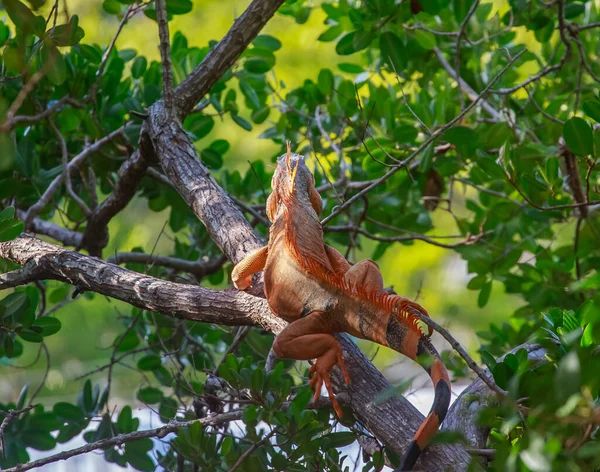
[385,314,451,471]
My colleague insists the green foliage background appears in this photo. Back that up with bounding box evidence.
[0,0,600,470]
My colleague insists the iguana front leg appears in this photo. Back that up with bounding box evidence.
[272,312,350,417]
[231,246,268,290]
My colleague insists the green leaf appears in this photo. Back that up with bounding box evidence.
[413,30,436,50]
[74,44,103,64]
[444,126,478,157]
[31,317,61,336]
[231,114,252,131]
[201,149,223,169]
[318,25,343,42]
[138,387,163,404]
[18,329,44,343]
[153,366,173,387]
[253,34,281,51]
[54,402,85,422]
[131,56,147,79]
[0,216,24,242]
[453,0,470,22]
[336,32,357,55]
[116,329,140,352]
[582,100,600,123]
[338,63,363,73]
[166,0,193,15]
[251,106,270,124]
[209,139,229,155]
[125,442,155,472]
[492,362,511,390]
[379,32,406,73]
[478,281,492,307]
[159,397,178,422]
[42,42,67,86]
[26,431,57,451]
[555,351,580,403]
[324,431,356,448]
[29,412,62,431]
[318,69,334,96]
[563,117,593,156]
[48,15,85,46]
[393,125,418,144]
[244,57,273,74]
[183,114,214,139]
[1,291,28,320]
[480,351,497,371]
[0,21,11,44]
[137,355,162,371]
[117,405,134,433]
[4,0,41,34]
[102,0,122,15]
[290,388,312,418]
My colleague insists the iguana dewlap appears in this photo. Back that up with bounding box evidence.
[231,145,451,471]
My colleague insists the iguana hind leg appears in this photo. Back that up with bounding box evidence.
[344,259,384,289]
[324,245,351,275]
[272,312,350,417]
[344,259,431,331]
[231,246,268,290]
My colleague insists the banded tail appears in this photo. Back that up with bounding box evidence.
[386,314,451,471]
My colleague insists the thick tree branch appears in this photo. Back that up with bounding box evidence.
[0,235,470,469]
[0,235,283,333]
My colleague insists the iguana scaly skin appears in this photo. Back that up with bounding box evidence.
[232,144,451,471]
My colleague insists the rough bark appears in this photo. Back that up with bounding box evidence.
[0,235,471,470]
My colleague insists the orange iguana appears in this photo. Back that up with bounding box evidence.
[231,144,451,470]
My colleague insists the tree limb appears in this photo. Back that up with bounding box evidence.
[2,410,243,472]
[0,235,471,469]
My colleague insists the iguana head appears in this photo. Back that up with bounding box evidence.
[266,142,323,222]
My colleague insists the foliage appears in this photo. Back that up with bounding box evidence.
[0,0,600,471]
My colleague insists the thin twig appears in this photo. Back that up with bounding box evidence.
[409,309,507,397]
[2,411,244,472]
[0,405,37,459]
[23,125,129,227]
[227,428,278,472]
[321,49,525,226]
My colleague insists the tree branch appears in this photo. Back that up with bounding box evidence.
[320,49,525,226]
[0,235,471,469]
[80,149,149,256]
[172,0,286,116]
[155,0,175,116]
[2,410,243,472]
[22,125,129,228]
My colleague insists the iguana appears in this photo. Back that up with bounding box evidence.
[231,144,451,471]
